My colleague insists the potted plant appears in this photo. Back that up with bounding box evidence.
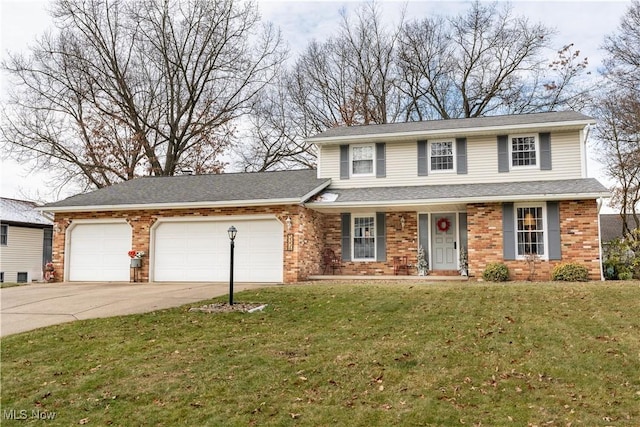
[417,245,428,276]
[128,250,145,268]
[459,247,468,276]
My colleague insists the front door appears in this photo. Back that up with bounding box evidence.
[432,213,457,270]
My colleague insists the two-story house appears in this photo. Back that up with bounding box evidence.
[42,111,609,283]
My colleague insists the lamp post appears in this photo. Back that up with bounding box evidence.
[227,226,237,305]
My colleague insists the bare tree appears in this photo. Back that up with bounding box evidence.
[397,1,592,119]
[1,0,285,190]
[596,0,640,233]
[288,2,404,128]
[235,77,316,172]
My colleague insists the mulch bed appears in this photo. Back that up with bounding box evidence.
[188,303,267,313]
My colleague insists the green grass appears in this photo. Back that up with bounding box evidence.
[2,282,640,426]
[0,282,28,289]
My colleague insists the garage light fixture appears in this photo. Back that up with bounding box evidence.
[285,216,292,230]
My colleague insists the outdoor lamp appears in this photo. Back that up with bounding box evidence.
[228,226,237,241]
[285,216,292,230]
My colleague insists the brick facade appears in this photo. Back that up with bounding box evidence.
[52,199,602,283]
[322,211,420,276]
[467,199,601,281]
[52,204,324,284]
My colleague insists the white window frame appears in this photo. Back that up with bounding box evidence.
[428,140,456,173]
[510,134,538,169]
[352,214,376,261]
[0,224,7,246]
[350,144,375,177]
[514,203,548,260]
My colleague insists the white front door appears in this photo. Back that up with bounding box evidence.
[432,213,457,270]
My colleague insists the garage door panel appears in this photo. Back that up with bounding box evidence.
[69,223,131,281]
[154,219,283,282]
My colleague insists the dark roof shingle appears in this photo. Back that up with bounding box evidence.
[44,169,329,209]
[310,178,609,205]
[308,111,594,141]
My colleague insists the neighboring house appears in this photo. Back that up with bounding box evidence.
[42,111,609,283]
[0,198,54,283]
[599,214,640,245]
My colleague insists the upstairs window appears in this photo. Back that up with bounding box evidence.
[351,144,374,176]
[511,135,537,167]
[516,205,545,257]
[0,225,7,246]
[430,141,454,172]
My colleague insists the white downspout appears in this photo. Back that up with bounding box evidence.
[597,197,605,281]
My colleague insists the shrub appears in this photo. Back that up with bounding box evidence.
[482,262,509,282]
[618,271,633,280]
[551,263,589,281]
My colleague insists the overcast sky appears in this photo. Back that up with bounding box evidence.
[0,0,632,204]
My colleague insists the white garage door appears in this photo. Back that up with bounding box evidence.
[68,222,132,281]
[153,218,283,282]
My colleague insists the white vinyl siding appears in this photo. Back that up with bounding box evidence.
[0,226,45,282]
[318,130,583,188]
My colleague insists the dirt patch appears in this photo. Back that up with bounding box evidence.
[188,303,267,313]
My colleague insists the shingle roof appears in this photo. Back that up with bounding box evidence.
[308,111,594,141]
[309,178,609,206]
[1,198,53,226]
[44,169,330,210]
[600,214,640,242]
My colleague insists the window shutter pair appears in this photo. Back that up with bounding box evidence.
[502,202,561,260]
[340,212,386,262]
[417,138,467,176]
[497,133,552,172]
[340,143,386,179]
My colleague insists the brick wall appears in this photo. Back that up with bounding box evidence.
[323,211,419,275]
[467,200,602,281]
[52,205,320,284]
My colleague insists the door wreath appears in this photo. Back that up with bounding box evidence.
[436,217,451,232]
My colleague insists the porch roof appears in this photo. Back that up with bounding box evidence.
[306,178,610,211]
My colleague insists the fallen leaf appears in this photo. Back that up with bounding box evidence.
[290,413,301,419]
[79,418,89,425]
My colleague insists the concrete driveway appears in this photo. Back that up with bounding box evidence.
[0,282,275,337]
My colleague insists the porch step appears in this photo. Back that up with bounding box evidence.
[307,275,469,282]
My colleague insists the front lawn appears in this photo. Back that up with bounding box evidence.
[1,282,639,426]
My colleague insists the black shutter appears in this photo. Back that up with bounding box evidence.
[340,145,349,180]
[498,135,509,173]
[376,212,386,261]
[539,132,552,170]
[418,140,428,176]
[503,203,516,260]
[547,201,561,260]
[376,143,386,178]
[456,137,467,174]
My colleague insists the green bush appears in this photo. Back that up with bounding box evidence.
[618,271,633,280]
[482,262,510,282]
[551,263,589,281]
